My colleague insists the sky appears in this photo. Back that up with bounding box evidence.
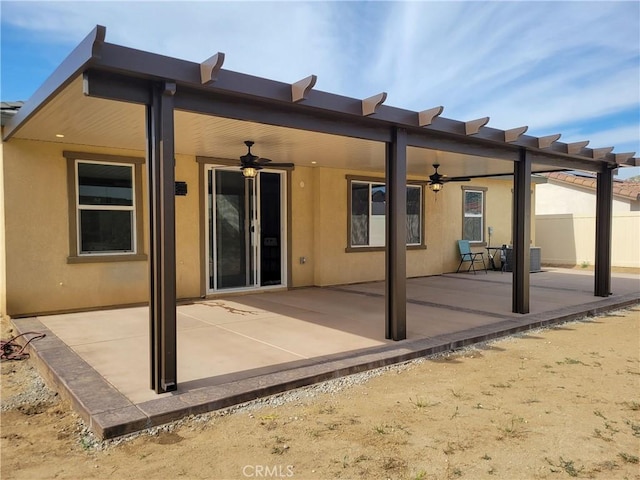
[1,0,639,178]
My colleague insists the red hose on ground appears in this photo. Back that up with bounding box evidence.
[1,332,46,361]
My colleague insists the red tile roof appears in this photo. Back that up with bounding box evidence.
[543,172,640,202]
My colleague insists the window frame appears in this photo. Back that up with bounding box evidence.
[461,185,487,245]
[346,175,426,252]
[65,151,147,263]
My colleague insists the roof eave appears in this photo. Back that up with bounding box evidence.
[2,25,106,141]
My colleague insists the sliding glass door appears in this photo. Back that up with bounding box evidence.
[207,168,284,292]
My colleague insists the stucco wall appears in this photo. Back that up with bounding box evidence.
[174,153,201,299]
[290,167,315,286]
[3,140,149,315]
[4,141,205,316]
[299,169,518,286]
[3,138,523,314]
[0,137,7,317]
[440,178,526,273]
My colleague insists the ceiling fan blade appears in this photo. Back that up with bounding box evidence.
[238,141,294,170]
[442,177,471,182]
[267,162,295,168]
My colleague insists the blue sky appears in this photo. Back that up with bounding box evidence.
[1,0,639,178]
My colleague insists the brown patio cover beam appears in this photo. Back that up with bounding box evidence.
[147,81,178,393]
[512,148,531,314]
[79,38,619,167]
[83,67,618,189]
[594,166,614,297]
[385,127,407,341]
[6,24,623,175]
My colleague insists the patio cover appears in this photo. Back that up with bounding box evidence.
[3,26,637,393]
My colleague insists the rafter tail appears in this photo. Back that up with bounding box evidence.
[465,117,490,135]
[418,106,444,127]
[505,126,528,143]
[200,52,226,85]
[362,92,387,116]
[291,74,317,103]
[538,134,561,149]
[567,140,590,155]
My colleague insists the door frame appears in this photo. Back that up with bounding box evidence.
[202,163,289,295]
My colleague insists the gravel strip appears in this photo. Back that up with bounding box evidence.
[0,363,59,413]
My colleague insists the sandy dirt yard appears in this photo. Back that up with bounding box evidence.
[1,308,639,480]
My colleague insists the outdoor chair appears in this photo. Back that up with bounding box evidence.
[456,240,487,274]
[499,244,508,273]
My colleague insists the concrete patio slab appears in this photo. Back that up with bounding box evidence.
[9,269,640,439]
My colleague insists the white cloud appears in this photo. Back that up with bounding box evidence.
[2,0,638,155]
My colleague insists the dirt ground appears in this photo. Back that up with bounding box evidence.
[1,308,639,480]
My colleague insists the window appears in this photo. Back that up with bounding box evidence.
[77,161,135,253]
[462,187,487,243]
[65,151,146,263]
[348,178,424,249]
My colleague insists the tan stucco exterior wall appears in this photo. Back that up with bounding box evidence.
[291,168,518,287]
[290,167,315,286]
[3,140,151,315]
[3,139,522,315]
[3,141,206,316]
[438,178,521,273]
[174,153,201,299]
[0,136,7,317]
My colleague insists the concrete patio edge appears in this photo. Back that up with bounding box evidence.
[9,291,640,439]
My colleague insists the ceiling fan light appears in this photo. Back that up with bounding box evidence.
[242,167,257,178]
[429,182,443,192]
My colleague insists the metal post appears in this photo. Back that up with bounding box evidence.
[385,127,407,340]
[512,148,531,314]
[594,166,613,297]
[147,81,177,393]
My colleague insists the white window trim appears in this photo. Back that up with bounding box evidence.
[462,187,487,244]
[76,160,137,256]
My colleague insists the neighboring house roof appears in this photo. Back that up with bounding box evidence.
[1,101,24,126]
[543,171,640,202]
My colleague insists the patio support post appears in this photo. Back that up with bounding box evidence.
[512,147,531,314]
[594,166,613,297]
[147,81,178,393]
[385,127,407,340]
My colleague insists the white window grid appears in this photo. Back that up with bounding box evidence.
[75,160,136,255]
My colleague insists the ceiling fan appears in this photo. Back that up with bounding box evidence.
[428,163,470,192]
[239,140,294,177]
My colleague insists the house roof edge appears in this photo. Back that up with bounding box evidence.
[2,25,106,141]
